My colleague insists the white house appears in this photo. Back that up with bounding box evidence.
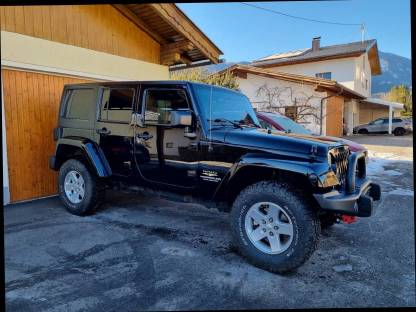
[250,37,403,135]
[225,64,364,136]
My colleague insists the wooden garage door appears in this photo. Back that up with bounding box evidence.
[325,96,344,137]
[2,69,92,202]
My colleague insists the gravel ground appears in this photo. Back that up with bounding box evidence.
[4,136,415,311]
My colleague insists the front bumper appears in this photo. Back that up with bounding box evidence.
[313,150,381,217]
[313,179,381,217]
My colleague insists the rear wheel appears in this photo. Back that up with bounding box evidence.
[58,159,105,216]
[393,127,406,136]
[230,181,320,274]
[358,128,369,134]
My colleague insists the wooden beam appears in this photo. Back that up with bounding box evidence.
[161,52,181,65]
[161,51,193,66]
[161,40,194,55]
[112,4,167,45]
[149,3,221,64]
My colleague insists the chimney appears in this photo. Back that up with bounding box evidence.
[312,36,321,51]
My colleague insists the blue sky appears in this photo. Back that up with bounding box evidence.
[178,0,411,62]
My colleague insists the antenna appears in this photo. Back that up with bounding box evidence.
[208,85,213,152]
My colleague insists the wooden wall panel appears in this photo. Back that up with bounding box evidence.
[326,96,344,137]
[359,103,389,124]
[2,69,92,202]
[0,5,160,64]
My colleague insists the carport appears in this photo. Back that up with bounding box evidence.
[359,97,404,134]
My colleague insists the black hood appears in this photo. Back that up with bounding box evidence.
[212,127,343,158]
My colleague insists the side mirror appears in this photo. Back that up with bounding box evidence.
[169,110,192,127]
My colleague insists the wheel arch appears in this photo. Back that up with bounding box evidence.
[216,160,316,209]
[54,138,112,177]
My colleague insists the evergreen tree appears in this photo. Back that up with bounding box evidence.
[170,68,239,90]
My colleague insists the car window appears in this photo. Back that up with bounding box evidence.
[63,88,95,120]
[259,119,273,130]
[393,118,403,123]
[269,115,310,134]
[100,88,135,123]
[144,89,189,125]
[191,84,259,128]
[373,119,384,125]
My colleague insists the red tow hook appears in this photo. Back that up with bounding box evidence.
[341,215,358,224]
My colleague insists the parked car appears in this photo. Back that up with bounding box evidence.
[50,81,380,274]
[256,111,367,154]
[353,117,412,136]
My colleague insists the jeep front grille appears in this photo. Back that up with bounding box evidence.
[328,147,350,187]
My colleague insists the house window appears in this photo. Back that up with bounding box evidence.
[285,106,298,121]
[315,72,332,79]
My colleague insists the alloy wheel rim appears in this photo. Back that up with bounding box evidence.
[244,202,294,254]
[64,170,85,204]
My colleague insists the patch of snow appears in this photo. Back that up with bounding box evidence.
[388,189,414,196]
[383,170,403,176]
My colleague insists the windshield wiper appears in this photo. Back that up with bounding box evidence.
[207,118,243,129]
[235,119,261,128]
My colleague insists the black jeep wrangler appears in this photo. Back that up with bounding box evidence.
[50,81,380,273]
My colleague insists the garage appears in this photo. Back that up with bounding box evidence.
[1,4,222,204]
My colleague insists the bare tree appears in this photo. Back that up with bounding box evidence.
[255,83,325,126]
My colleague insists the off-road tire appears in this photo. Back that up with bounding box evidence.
[230,181,320,274]
[358,128,369,135]
[58,159,105,216]
[393,127,406,136]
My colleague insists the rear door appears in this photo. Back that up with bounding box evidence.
[95,85,138,177]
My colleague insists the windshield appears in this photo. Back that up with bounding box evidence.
[269,115,310,135]
[191,84,260,129]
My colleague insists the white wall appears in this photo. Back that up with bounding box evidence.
[1,31,169,81]
[2,77,10,205]
[268,55,372,97]
[237,73,328,135]
[354,54,372,97]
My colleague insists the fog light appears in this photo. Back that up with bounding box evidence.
[308,173,319,186]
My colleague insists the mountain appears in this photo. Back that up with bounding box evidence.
[372,52,411,94]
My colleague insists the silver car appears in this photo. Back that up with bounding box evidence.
[353,117,412,136]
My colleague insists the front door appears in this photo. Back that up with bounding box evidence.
[134,85,200,190]
[95,85,137,177]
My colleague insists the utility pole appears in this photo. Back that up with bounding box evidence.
[361,23,365,42]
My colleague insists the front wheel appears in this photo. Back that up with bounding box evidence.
[230,181,320,274]
[358,128,369,134]
[58,159,105,216]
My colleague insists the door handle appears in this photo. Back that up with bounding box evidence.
[96,127,111,135]
[136,131,153,141]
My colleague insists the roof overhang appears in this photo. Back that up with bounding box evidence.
[361,97,404,110]
[113,4,222,66]
[251,51,363,69]
[224,64,365,100]
[367,41,382,75]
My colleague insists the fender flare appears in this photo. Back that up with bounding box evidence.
[213,154,330,199]
[54,138,112,177]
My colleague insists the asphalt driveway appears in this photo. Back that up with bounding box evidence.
[4,140,415,310]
